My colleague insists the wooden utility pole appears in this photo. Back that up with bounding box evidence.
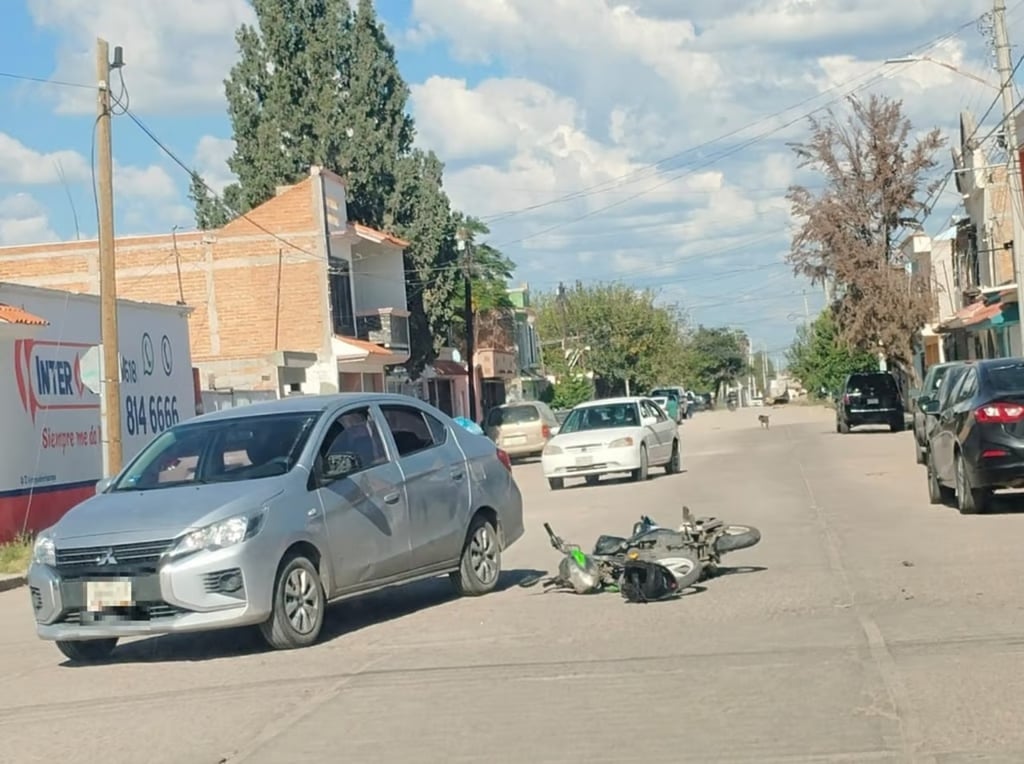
[96,38,123,475]
[457,229,477,422]
[993,0,1024,353]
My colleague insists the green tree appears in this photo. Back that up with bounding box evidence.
[217,0,467,373]
[533,282,686,396]
[550,374,594,410]
[787,310,876,395]
[681,326,748,394]
[188,172,231,230]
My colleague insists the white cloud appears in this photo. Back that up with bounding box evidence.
[193,135,237,193]
[0,134,89,185]
[26,0,254,115]
[114,163,178,200]
[0,194,59,245]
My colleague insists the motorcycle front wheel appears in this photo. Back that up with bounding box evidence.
[713,525,761,554]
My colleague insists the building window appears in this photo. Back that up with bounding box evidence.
[329,258,356,337]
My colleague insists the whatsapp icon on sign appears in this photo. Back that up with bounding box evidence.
[141,333,155,376]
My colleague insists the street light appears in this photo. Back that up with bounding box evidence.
[883,55,999,90]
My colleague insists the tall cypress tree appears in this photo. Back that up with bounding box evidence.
[214,0,471,373]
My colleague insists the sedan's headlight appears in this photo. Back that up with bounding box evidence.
[543,444,563,455]
[170,511,266,557]
[32,534,55,567]
[608,437,635,448]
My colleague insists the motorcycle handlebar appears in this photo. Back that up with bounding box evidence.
[542,522,563,551]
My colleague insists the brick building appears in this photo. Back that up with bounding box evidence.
[0,166,411,401]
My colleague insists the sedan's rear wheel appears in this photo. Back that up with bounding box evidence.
[664,440,681,474]
[955,452,990,515]
[450,515,502,596]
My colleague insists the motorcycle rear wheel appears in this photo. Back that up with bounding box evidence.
[713,525,761,554]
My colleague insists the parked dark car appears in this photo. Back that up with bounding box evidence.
[835,371,905,433]
[912,361,965,464]
[925,358,1024,513]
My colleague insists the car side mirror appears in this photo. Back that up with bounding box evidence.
[921,398,940,415]
[549,425,560,436]
[95,477,114,494]
[319,452,362,484]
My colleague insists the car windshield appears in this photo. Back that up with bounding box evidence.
[112,412,318,491]
[560,402,640,433]
[650,389,678,400]
[485,405,539,426]
[986,362,1024,396]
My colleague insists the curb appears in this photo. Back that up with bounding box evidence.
[0,576,26,593]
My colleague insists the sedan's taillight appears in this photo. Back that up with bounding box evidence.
[496,448,512,471]
[975,401,1024,423]
[541,424,551,440]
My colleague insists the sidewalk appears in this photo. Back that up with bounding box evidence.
[0,574,25,593]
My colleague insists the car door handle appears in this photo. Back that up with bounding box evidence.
[307,507,319,518]
[383,491,401,505]
[450,468,465,481]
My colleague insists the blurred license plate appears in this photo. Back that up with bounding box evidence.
[85,580,132,612]
[867,398,879,405]
[575,455,593,466]
[504,435,526,444]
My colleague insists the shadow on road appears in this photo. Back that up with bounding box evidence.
[64,568,546,666]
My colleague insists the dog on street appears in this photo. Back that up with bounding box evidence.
[758,414,770,429]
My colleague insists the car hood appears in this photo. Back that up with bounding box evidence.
[550,428,642,449]
[48,478,288,545]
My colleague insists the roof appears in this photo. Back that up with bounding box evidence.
[189,392,429,423]
[350,223,410,249]
[335,336,393,356]
[432,360,467,376]
[0,304,48,326]
[576,396,647,406]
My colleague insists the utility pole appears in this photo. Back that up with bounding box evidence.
[96,38,123,476]
[994,0,1024,353]
[802,289,810,328]
[457,229,477,422]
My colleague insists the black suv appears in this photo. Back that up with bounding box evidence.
[836,371,905,433]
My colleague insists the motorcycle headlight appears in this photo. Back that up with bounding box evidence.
[608,437,635,448]
[32,534,55,567]
[170,510,267,558]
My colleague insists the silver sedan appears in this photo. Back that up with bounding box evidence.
[27,394,524,662]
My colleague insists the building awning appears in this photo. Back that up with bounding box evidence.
[938,288,1017,332]
[349,223,410,249]
[333,335,409,365]
[0,304,48,326]
[431,360,466,376]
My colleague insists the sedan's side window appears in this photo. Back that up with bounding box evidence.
[956,371,978,403]
[318,407,389,477]
[380,405,444,457]
[647,400,668,422]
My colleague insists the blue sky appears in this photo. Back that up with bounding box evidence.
[0,0,1016,360]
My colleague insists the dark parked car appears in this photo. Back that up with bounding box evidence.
[835,371,905,433]
[924,358,1024,514]
[912,361,965,464]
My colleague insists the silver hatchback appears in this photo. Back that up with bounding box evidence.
[27,394,525,662]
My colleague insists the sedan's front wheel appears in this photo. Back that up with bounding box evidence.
[632,446,649,482]
[259,553,326,650]
[56,638,118,663]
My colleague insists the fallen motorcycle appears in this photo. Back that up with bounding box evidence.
[520,521,703,602]
[617,506,761,580]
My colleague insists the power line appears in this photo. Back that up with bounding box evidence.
[478,13,986,226]
[0,70,93,89]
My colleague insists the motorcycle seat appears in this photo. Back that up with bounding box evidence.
[592,534,628,555]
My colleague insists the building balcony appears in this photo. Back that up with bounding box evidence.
[356,307,410,351]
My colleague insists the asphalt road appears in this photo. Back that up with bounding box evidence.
[4,404,1024,763]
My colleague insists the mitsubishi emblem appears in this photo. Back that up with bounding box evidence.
[95,549,118,566]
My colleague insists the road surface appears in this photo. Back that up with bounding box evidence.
[2,404,1023,763]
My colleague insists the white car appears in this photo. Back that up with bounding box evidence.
[540,396,681,489]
